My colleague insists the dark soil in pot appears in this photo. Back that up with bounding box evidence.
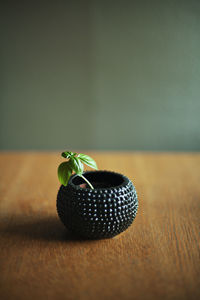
[79,182,113,189]
[57,171,138,239]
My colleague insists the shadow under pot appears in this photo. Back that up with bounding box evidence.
[57,170,138,239]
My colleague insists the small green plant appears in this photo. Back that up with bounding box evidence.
[58,151,98,189]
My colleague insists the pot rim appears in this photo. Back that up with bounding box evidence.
[68,170,130,191]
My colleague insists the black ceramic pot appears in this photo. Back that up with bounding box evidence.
[57,170,138,239]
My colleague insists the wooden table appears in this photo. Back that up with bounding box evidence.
[0,152,200,300]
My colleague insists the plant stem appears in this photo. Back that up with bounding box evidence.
[80,175,94,190]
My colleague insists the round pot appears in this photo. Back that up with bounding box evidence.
[57,170,138,239]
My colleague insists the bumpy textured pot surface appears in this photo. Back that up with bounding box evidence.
[57,171,138,239]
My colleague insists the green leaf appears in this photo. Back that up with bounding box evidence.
[57,161,72,186]
[78,154,98,170]
[61,151,74,159]
[70,157,84,175]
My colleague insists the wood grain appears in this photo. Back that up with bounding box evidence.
[0,152,200,300]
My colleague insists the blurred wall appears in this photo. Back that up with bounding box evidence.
[1,0,200,151]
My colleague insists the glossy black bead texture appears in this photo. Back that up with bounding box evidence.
[57,171,138,239]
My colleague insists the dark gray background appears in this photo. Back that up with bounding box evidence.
[1,0,200,150]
